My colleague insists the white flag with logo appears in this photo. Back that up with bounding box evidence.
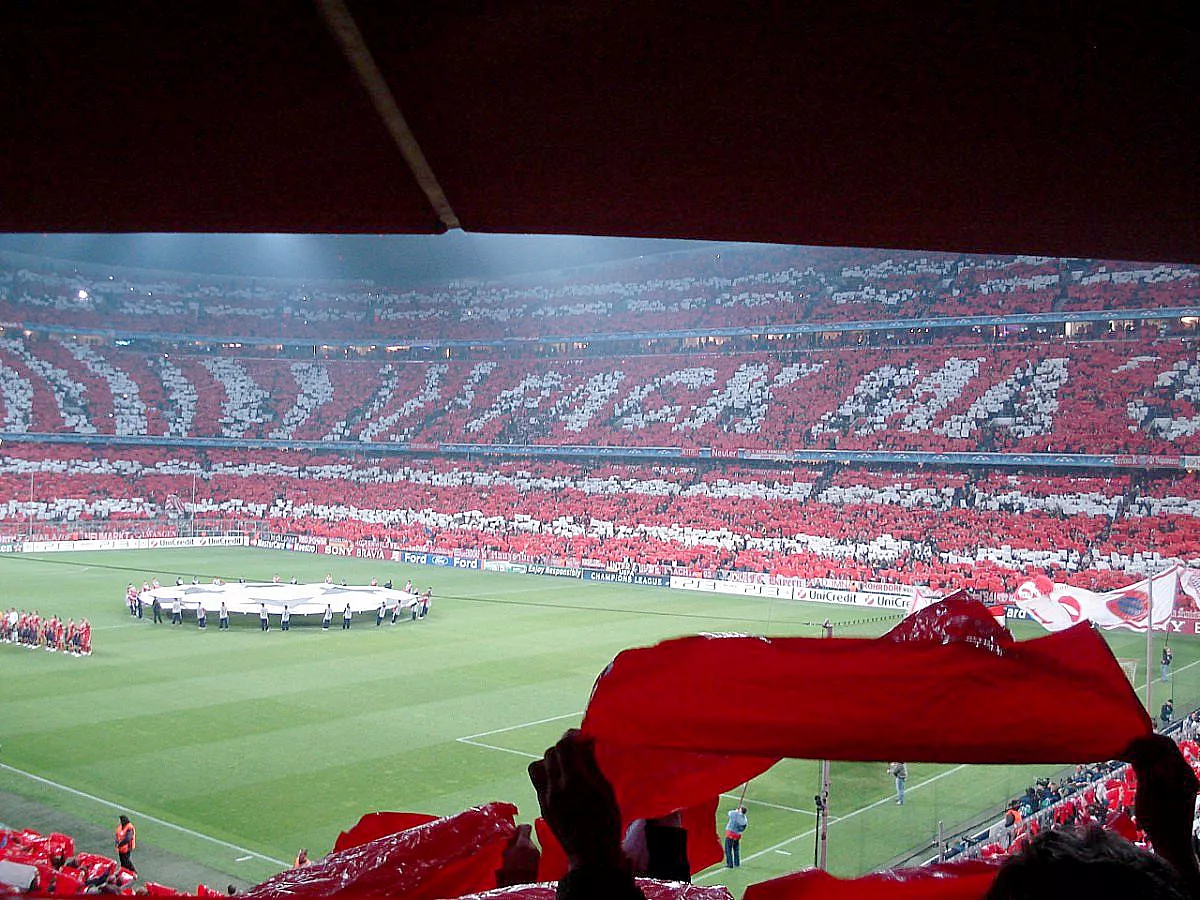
[1179,567,1200,612]
[1012,566,1180,632]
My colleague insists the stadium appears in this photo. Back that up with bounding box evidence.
[3,5,1199,900]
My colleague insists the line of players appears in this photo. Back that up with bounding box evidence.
[1,608,92,655]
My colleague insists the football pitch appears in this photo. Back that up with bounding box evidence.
[1,548,1196,896]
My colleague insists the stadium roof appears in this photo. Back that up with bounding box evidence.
[4,2,1197,263]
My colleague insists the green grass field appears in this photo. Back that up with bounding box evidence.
[1,548,1196,896]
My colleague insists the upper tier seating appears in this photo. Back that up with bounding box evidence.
[2,249,1195,343]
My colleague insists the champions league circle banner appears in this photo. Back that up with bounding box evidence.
[139,581,420,616]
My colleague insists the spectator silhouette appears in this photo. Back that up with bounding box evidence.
[530,729,694,899]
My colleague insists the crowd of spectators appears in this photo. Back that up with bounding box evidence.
[0,448,1195,595]
[2,248,1195,344]
[0,827,231,896]
[0,334,1197,456]
[0,607,91,655]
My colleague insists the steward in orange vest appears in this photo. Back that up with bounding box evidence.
[115,815,137,873]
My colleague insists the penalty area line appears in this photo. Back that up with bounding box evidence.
[455,738,540,760]
[0,762,288,867]
[458,711,584,741]
[455,711,584,761]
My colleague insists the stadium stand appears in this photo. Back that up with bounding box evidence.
[0,338,1197,456]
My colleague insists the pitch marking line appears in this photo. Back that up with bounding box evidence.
[0,762,288,867]
[695,763,969,880]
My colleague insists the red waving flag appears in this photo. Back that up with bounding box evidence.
[332,811,440,852]
[582,598,1151,823]
[243,803,517,900]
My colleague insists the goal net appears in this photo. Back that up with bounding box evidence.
[1116,658,1139,687]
